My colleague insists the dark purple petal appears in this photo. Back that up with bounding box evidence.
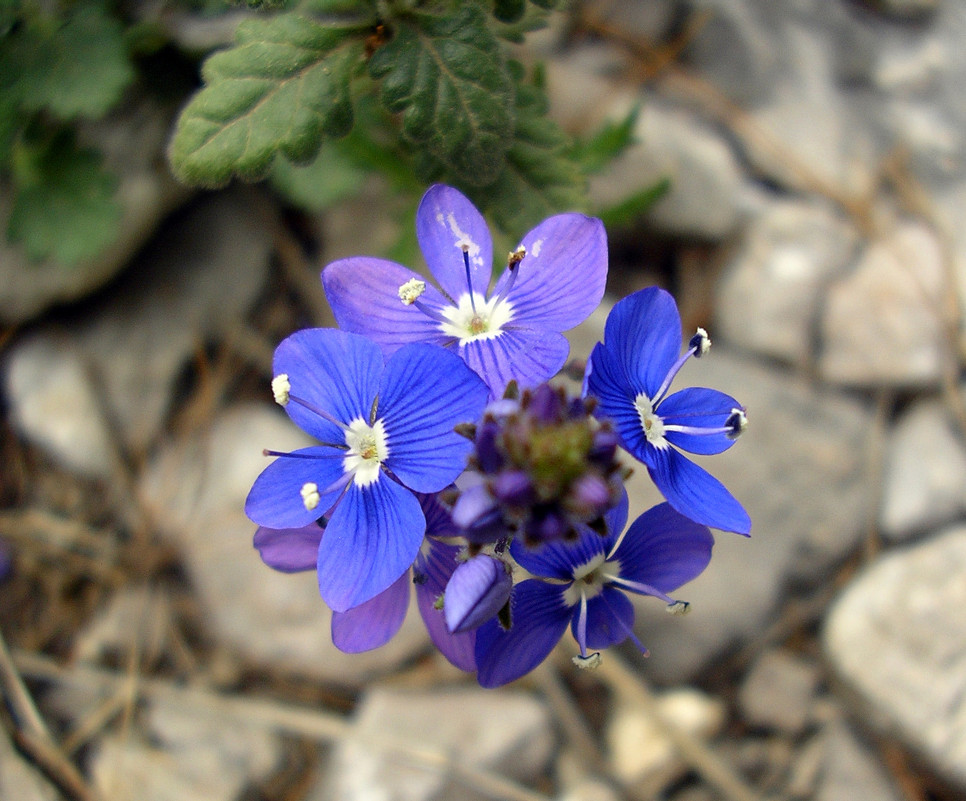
[253,524,324,572]
[274,329,383,441]
[331,570,411,652]
[460,329,570,399]
[600,486,630,552]
[418,491,461,539]
[317,478,424,612]
[379,343,489,492]
[415,539,477,671]
[602,288,682,399]
[474,580,571,688]
[659,387,742,455]
[491,214,607,331]
[322,257,451,355]
[245,447,347,529]
[510,527,608,580]
[585,343,647,463]
[647,448,751,535]
[490,470,535,505]
[416,185,494,300]
[611,502,714,592]
[444,555,513,633]
[578,588,635,650]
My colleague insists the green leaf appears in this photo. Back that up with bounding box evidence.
[270,141,366,211]
[493,0,525,23]
[368,4,514,186]
[596,177,672,229]
[168,14,365,186]
[475,68,585,239]
[7,131,122,265]
[16,4,135,120]
[569,105,640,174]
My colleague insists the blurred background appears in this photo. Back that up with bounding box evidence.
[1,1,965,799]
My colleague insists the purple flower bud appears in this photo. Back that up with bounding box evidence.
[569,474,612,518]
[588,428,619,465]
[490,470,535,506]
[527,383,563,424]
[526,511,568,544]
[444,554,513,633]
[451,483,506,542]
[475,420,504,474]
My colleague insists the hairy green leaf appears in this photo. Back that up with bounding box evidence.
[369,4,514,186]
[168,14,365,186]
[476,69,585,238]
[7,132,122,265]
[12,4,134,120]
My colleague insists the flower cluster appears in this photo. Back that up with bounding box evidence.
[246,185,749,687]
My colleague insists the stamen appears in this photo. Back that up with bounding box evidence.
[271,374,290,406]
[603,573,676,605]
[652,328,712,405]
[572,652,602,670]
[575,593,589,657]
[726,408,747,439]
[288,394,349,432]
[262,448,347,458]
[690,327,711,357]
[493,246,525,305]
[398,278,426,305]
[300,482,320,510]
[666,600,691,615]
[462,248,478,314]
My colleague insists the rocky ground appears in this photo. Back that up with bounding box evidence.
[2,1,966,800]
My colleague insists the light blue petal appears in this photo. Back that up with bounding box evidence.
[490,214,607,331]
[602,288,682,399]
[379,343,489,492]
[612,502,714,592]
[460,329,570,399]
[585,342,647,461]
[245,447,347,528]
[444,554,512,633]
[331,570,411,652]
[578,588,635,650]
[415,538,477,671]
[416,185,493,300]
[647,447,751,535]
[253,524,323,573]
[274,329,383,440]
[475,580,572,688]
[317,478,424,612]
[322,257,451,355]
[659,387,742,455]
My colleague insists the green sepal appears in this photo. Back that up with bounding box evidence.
[168,14,365,186]
[368,4,515,187]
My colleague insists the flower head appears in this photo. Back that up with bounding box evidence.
[245,329,488,611]
[473,496,714,687]
[584,288,751,535]
[450,383,627,547]
[322,185,608,398]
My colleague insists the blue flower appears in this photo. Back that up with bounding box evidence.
[473,495,714,688]
[584,287,751,535]
[253,493,478,670]
[245,329,488,612]
[322,185,608,398]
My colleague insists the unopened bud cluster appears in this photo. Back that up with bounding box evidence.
[451,383,628,547]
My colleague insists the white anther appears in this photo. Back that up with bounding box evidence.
[398,278,426,305]
[272,374,291,406]
[727,408,748,439]
[300,482,320,511]
[694,327,711,356]
[666,600,691,615]
[572,652,602,670]
[507,246,526,266]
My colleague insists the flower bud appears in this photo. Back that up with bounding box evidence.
[444,555,513,633]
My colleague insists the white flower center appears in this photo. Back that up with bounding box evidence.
[343,418,389,487]
[634,393,668,447]
[563,552,608,606]
[440,292,514,344]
